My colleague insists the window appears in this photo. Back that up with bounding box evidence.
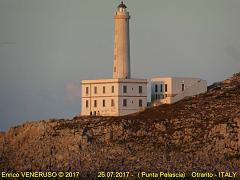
[112,86,114,93]
[103,86,106,94]
[160,84,163,92]
[86,87,89,95]
[139,86,142,93]
[123,86,127,93]
[165,84,168,92]
[155,84,158,93]
[139,99,143,107]
[114,66,116,72]
[102,99,105,107]
[94,86,97,94]
[182,84,185,91]
[94,100,97,107]
[123,99,127,107]
[86,100,89,108]
[111,99,115,107]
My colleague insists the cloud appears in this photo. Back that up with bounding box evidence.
[0,42,16,47]
[65,82,81,103]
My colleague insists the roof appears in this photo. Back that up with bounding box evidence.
[118,1,127,9]
[151,77,202,81]
[82,78,147,84]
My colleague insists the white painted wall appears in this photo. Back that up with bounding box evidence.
[169,79,207,103]
[81,79,147,116]
[151,77,207,105]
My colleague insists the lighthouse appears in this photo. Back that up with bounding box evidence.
[81,2,207,116]
[81,2,147,116]
[113,1,131,79]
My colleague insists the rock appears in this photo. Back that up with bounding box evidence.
[0,72,240,178]
[0,132,5,152]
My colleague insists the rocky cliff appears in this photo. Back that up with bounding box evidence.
[0,73,240,178]
[0,132,4,153]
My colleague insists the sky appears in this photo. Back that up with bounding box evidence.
[0,0,240,131]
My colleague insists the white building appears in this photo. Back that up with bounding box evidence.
[81,2,148,116]
[81,79,147,116]
[151,77,207,105]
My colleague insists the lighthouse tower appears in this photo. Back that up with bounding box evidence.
[113,1,131,79]
[81,2,147,117]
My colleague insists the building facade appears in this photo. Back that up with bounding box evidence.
[81,79,147,116]
[151,77,207,105]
